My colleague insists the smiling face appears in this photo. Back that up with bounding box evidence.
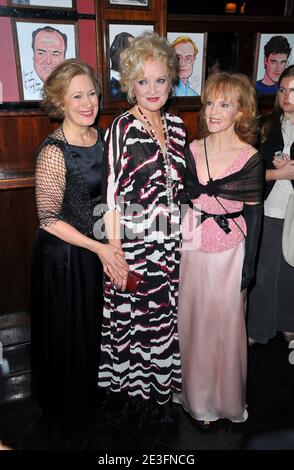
[264,53,288,85]
[174,41,196,83]
[132,57,171,116]
[34,30,66,82]
[205,91,240,135]
[62,74,99,129]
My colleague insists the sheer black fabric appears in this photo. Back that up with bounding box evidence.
[241,203,263,291]
[184,146,264,203]
[35,126,104,237]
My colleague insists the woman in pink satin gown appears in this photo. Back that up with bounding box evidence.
[174,72,263,429]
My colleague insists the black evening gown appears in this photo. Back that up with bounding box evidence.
[31,139,104,437]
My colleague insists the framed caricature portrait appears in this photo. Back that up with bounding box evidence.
[13,20,77,101]
[8,0,75,8]
[254,33,294,96]
[104,22,154,108]
[106,0,150,8]
[167,32,206,98]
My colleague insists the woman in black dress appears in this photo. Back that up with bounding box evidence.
[31,59,128,443]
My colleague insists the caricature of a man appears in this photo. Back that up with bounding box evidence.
[172,36,199,97]
[32,26,67,82]
[256,36,291,96]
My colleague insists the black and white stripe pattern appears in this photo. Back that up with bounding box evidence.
[98,112,186,404]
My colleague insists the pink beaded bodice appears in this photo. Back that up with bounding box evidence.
[182,141,254,252]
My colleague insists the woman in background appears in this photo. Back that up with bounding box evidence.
[247,64,294,345]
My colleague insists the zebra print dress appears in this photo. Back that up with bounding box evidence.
[98,111,186,405]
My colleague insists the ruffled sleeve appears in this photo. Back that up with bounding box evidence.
[101,115,125,212]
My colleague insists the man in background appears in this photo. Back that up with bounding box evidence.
[172,36,198,96]
[32,26,67,82]
[256,35,291,95]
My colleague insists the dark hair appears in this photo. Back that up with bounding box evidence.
[264,35,291,59]
[32,26,68,55]
[261,64,294,140]
[42,58,100,119]
[110,32,134,72]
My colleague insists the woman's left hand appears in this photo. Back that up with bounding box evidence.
[97,243,129,289]
[273,153,290,169]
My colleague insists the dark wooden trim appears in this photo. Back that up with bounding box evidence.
[0,6,95,20]
[168,14,294,32]
[105,0,152,11]
[0,171,35,191]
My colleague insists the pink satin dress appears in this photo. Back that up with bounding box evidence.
[174,142,253,423]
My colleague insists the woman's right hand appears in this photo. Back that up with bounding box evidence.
[96,243,129,289]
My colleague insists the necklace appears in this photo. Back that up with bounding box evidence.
[137,105,173,207]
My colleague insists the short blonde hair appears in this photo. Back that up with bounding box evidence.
[120,31,177,104]
[199,72,258,144]
[42,58,100,119]
[172,36,198,56]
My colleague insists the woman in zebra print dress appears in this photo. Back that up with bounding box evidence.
[98,32,186,419]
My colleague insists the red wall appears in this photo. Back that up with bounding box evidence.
[0,18,20,102]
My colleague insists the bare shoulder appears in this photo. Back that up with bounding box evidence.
[189,138,203,156]
[245,144,259,161]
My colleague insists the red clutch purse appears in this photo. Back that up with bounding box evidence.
[125,270,142,293]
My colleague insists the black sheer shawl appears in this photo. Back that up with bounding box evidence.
[184,146,264,203]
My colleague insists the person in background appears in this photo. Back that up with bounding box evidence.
[174,72,263,430]
[109,32,134,99]
[98,31,186,423]
[256,35,291,96]
[32,26,67,82]
[31,58,128,445]
[247,64,294,345]
[172,36,199,96]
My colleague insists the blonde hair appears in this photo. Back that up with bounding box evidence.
[171,35,198,55]
[199,72,258,144]
[120,31,177,104]
[42,58,100,119]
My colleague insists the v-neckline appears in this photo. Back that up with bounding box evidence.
[196,144,251,184]
[127,111,169,153]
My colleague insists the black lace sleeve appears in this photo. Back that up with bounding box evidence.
[35,143,66,227]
